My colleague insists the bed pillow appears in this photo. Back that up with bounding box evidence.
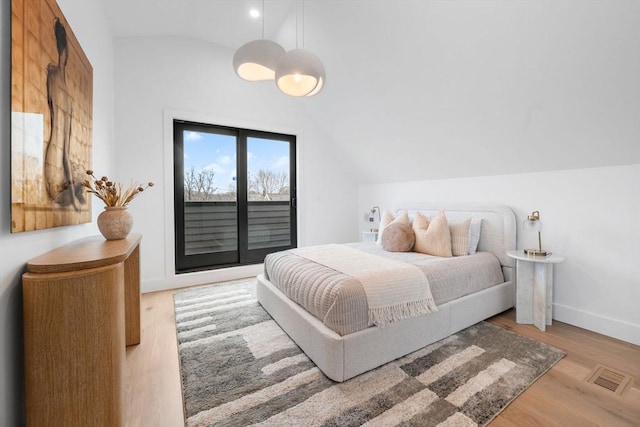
[380,211,414,252]
[412,211,430,229]
[412,211,452,257]
[450,219,471,256]
[468,217,482,254]
[411,211,429,252]
[378,211,415,252]
[376,211,395,245]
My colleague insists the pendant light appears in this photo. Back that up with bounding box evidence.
[233,39,285,81]
[275,0,325,97]
[233,1,285,81]
[275,49,325,96]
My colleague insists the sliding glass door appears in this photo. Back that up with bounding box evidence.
[174,120,296,273]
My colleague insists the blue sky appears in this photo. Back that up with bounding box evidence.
[183,131,290,193]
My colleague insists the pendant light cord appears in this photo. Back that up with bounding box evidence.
[262,0,265,39]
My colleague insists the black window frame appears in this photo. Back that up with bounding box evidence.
[173,119,297,273]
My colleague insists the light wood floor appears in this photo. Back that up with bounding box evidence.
[125,287,640,426]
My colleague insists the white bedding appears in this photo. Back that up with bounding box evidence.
[264,242,505,336]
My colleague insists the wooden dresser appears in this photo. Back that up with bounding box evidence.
[22,234,142,427]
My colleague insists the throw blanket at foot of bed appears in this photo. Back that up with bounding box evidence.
[293,244,437,326]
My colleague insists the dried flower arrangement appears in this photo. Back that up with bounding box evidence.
[83,170,154,207]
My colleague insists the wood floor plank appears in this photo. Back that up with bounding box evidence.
[125,290,184,427]
[487,310,640,427]
[533,368,638,425]
[501,389,601,427]
[125,288,640,426]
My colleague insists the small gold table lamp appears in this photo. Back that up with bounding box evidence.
[523,211,548,256]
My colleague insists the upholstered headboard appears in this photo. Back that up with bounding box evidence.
[398,204,517,280]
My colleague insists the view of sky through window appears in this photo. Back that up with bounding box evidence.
[183,131,289,194]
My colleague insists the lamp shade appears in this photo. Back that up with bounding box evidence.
[522,211,543,232]
[275,49,325,97]
[522,218,543,232]
[233,39,285,81]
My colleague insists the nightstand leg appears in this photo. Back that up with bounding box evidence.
[533,263,553,331]
[545,264,553,326]
[516,260,534,324]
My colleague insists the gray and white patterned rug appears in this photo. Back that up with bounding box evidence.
[174,279,565,427]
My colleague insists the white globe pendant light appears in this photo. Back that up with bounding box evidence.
[233,39,285,81]
[275,49,325,97]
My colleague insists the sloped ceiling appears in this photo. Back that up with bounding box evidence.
[101,0,640,184]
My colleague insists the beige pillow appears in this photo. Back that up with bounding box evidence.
[450,219,471,256]
[381,221,415,252]
[412,212,429,253]
[376,211,395,245]
[413,211,452,257]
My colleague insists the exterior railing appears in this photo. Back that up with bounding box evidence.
[184,201,291,255]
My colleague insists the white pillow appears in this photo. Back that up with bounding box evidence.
[468,217,482,254]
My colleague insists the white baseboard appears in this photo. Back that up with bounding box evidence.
[553,303,640,346]
[142,264,264,294]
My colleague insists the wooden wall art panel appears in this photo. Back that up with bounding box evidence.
[11,0,93,232]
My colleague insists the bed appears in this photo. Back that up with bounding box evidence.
[256,204,516,382]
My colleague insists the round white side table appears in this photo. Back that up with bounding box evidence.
[507,250,565,332]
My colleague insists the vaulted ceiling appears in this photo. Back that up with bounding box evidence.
[100,0,640,184]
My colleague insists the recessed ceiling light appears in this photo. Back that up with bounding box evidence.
[249,9,260,18]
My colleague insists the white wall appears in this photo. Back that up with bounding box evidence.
[309,0,640,185]
[359,164,640,345]
[0,1,114,424]
[113,36,358,292]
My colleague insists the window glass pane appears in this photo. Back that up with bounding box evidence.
[247,137,291,249]
[183,131,237,255]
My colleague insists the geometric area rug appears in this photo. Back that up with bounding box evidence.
[173,280,565,427]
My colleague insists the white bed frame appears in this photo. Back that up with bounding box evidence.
[256,204,516,382]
